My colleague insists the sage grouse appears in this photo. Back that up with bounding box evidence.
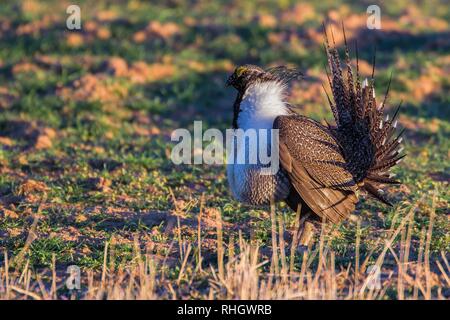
[226,28,405,245]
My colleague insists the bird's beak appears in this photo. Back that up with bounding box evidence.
[225,75,234,87]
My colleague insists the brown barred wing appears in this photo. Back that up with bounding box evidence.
[274,115,357,223]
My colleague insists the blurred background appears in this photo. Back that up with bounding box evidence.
[0,0,448,290]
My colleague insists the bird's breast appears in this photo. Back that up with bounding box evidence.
[227,136,290,205]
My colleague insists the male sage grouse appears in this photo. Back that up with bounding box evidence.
[226,27,405,246]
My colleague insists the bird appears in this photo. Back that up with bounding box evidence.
[226,27,405,247]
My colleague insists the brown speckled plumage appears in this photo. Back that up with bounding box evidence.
[227,26,405,225]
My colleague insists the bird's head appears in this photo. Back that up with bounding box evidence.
[227,65,303,129]
[226,64,304,93]
[226,65,265,91]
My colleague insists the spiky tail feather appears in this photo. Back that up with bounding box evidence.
[323,24,405,205]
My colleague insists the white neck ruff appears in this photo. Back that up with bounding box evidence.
[237,81,289,130]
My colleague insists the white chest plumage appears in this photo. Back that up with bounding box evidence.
[227,81,291,204]
[237,81,289,130]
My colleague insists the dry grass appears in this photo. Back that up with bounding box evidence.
[0,196,448,300]
[0,0,448,301]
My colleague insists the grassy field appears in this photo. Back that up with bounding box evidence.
[0,0,449,299]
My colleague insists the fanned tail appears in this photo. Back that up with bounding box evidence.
[323,23,405,206]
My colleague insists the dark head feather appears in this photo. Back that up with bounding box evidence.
[227,64,303,93]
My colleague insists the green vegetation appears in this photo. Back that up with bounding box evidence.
[0,0,448,299]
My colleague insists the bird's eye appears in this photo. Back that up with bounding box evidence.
[235,66,247,77]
